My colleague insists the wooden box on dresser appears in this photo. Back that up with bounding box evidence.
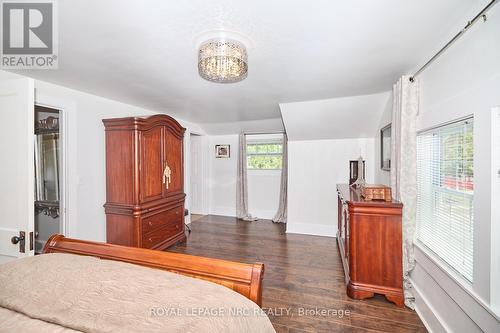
[103,115,186,250]
[336,184,404,307]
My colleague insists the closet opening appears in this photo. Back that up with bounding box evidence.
[34,105,61,254]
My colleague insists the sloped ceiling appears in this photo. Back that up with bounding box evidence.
[280,92,392,141]
[14,0,475,134]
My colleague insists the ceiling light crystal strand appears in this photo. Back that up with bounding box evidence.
[198,38,248,83]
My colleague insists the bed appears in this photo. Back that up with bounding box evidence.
[0,235,275,333]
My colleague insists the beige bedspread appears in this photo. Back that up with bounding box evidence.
[0,253,275,333]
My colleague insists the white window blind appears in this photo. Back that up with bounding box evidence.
[416,118,474,282]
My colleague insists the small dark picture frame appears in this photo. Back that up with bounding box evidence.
[380,124,391,171]
[215,144,230,158]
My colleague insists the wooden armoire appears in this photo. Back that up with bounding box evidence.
[103,115,186,250]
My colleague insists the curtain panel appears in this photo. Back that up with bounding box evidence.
[272,133,288,223]
[236,133,258,221]
[390,75,420,309]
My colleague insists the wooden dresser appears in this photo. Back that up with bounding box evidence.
[103,115,186,250]
[336,184,404,307]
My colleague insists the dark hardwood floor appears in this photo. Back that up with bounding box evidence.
[169,215,427,333]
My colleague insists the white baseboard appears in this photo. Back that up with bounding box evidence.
[411,277,447,333]
[286,222,336,237]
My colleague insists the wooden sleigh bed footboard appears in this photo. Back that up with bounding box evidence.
[43,235,264,306]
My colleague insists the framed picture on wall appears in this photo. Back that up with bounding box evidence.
[380,124,391,171]
[215,144,230,158]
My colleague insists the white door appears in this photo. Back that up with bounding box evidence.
[0,78,35,263]
[190,134,203,214]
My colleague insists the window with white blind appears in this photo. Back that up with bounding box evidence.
[416,117,474,282]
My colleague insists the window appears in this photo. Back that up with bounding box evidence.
[416,118,474,282]
[247,141,283,170]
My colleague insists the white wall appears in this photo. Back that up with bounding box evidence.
[247,170,281,219]
[208,135,239,217]
[280,92,391,141]
[372,2,500,331]
[280,90,387,237]
[286,138,375,237]
[208,134,281,219]
[188,134,208,215]
[373,92,393,186]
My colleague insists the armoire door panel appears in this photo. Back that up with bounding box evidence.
[105,131,135,204]
[140,127,164,203]
[163,130,183,195]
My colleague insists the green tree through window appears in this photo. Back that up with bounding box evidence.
[247,143,283,169]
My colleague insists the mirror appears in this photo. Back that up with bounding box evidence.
[34,113,60,212]
[380,124,391,171]
[35,132,59,201]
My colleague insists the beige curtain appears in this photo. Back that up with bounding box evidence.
[390,75,419,309]
[272,134,288,223]
[236,133,258,221]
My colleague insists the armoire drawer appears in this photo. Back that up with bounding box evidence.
[142,206,183,234]
[142,217,183,249]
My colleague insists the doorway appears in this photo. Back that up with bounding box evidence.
[34,105,61,253]
[189,133,205,222]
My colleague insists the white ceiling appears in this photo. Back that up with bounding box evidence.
[19,0,474,131]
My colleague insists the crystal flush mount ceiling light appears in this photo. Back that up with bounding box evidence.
[198,38,248,83]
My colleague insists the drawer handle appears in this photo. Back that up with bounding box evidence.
[148,221,153,227]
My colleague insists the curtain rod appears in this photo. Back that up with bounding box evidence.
[416,114,473,135]
[409,0,498,82]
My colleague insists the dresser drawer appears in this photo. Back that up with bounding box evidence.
[142,206,183,234]
[142,217,183,249]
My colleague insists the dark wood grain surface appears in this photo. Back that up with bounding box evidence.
[169,215,426,333]
[337,184,404,307]
[103,114,186,250]
[44,234,264,306]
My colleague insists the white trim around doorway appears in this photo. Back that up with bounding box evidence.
[35,92,78,238]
